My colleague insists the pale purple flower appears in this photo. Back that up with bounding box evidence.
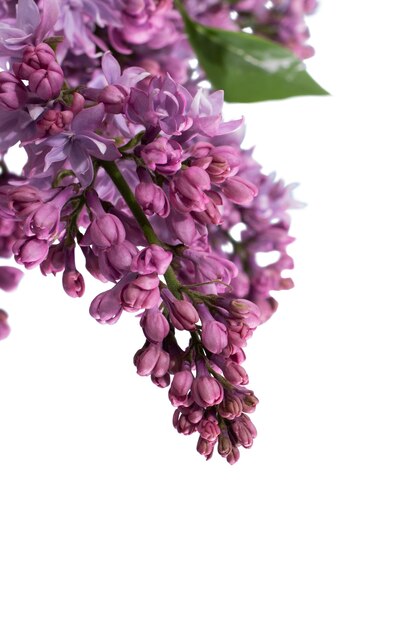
[0,0,59,55]
[42,103,120,186]
[138,136,182,175]
[126,74,193,135]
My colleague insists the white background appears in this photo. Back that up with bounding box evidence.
[1,0,418,624]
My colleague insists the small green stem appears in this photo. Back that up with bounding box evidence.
[97,160,182,298]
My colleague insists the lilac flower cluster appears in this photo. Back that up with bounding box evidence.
[0,0,302,462]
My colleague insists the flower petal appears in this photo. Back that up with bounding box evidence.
[72,103,105,134]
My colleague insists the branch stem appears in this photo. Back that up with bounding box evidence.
[98,160,182,298]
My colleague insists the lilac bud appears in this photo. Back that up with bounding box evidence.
[140,308,169,343]
[222,176,258,205]
[14,44,57,78]
[186,405,204,424]
[13,238,49,269]
[218,433,233,458]
[0,266,24,292]
[168,370,194,407]
[223,361,249,386]
[242,391,259,414]
[105,240,138,273]
[231,416,256,449]
[227,446,240,465]
[218,396,243,420]
[0,71,27,111]
[202,320,228,354]
[173,410,196,436]
[89,214,126,250]
[228,299,261,329]
[196,436,215,460]
[192,375,224,409]
[120,273,160,312]
[36,108,73,136]
[62,270,85,298]
[25,202,60,240]
[7,186,41,214]
[197,415,221,443]
[134,343,170,377]
[0,309,10,341]
[98,84,128,114]
[167,298,199,331]
[28,63,64,100]
[40,243,66,276]
[151,373,171,389]
[135,180,169,218]
[132,244,172,275]
[89,289,123,325]
[170,167,211,213]
[139,137,182,175]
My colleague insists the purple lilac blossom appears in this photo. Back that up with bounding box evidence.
[0,0,309,462]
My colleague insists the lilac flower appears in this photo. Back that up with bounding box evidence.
[0,0,302,463]
[138,137,182,175]
[126,74,193,135]
[0,0,59,56]
[42,103,120,186]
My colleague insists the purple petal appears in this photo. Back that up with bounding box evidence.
[35,0,59,43]
[43,141,70,171]
[16,0,40,34]
[102,52,121,85]
[80,132,120,160]
[69,142,94,187]
[0,25,31,52]
[72,103,105,134]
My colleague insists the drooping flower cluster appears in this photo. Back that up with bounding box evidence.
[0,0,310,462]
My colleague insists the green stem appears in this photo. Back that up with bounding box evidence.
[97,160,182,298]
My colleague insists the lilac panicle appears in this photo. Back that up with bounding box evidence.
[0,0,305,463]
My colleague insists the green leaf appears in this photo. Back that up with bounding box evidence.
[178,7,328,103]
